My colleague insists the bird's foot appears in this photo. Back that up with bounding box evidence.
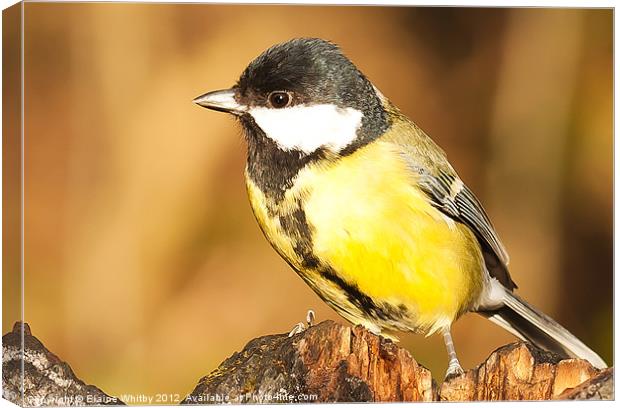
[288,309,315,337]
[444,359,465,380]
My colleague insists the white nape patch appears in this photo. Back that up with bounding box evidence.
[249,104,363,154]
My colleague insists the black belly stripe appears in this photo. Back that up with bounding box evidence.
[277,205,409,324]
[278,207,311,246]
[320,266,382,317]
[317,261,409,323]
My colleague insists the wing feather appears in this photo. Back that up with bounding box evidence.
[382,109,516,290]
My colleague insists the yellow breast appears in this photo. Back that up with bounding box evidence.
[246,141,485,335]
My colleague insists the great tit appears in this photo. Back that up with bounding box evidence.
[194,38,606,377]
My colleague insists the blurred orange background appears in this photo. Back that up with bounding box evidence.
[3,4,612,403]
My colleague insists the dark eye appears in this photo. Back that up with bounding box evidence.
[268,91,291,109]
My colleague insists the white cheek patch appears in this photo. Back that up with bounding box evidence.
[249,104,363,154]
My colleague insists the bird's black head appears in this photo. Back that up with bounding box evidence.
[236,38,383,116]
[194,38,391,200]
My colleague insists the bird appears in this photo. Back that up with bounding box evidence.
[193,38,607,377]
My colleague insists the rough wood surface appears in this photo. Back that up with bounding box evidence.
[183,320,435,404]
[185,320,612,403]
[439,342,606,401]
[2,322,122,406]
[556,367,614,400]
[2,320,613,405]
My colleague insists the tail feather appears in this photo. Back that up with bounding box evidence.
[479,291,607,369]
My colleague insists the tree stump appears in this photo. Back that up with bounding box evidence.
[2,320,613,405]
[183,320,435,403]
[2,322,122,406]
[185,320,612,403]
[440,342,603,401]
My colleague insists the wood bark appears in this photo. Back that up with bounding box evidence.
[2,320,612,405]
[2,322,122,406]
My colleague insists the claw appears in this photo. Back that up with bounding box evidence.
[288,310,317,337]
[444,360,464,380]
[306,309,315,327]
[288,322,305,337]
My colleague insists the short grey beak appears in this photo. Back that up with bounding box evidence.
[193,88,246,115]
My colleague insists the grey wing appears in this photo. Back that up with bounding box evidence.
[416,165,517,290]
[381,108,516,290]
